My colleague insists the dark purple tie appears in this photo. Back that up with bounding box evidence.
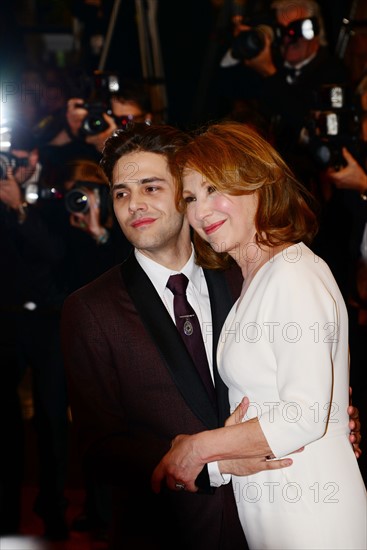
[167,274,216,404]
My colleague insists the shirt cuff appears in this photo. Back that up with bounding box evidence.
[208,461,232,487]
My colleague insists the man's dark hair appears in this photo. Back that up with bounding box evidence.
[112,77,152,114]
[11,124,37,151]
[100,123,189,184]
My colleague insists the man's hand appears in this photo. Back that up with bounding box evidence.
[0,168,22,209]
[349,387,362,459]
[151,433,205,494]
[151,398,293,494]
[66,98,88,137]
[66,98,117,152]
[326,148,367,193]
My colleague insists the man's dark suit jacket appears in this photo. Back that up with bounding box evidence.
[61,252,247,549]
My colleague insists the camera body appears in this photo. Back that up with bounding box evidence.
[304,84,362,169]
[23,180,111,225]
[79,71,120,137]
[0,152,28,179]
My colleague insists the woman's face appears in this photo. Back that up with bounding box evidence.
[182,168,258,263]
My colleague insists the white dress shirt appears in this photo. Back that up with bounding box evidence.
[135,246,230,487]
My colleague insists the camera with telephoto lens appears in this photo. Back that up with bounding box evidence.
[231,12,275,61]
[0,152,29,179]
[64,181,111,225]
[24,180,111,224]
[232,27,268,60]
[231,15,320,62]
[78,101,114,136]
[302,84,362,170]
[78,71,120,137]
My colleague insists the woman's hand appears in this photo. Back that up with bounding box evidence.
[151,396,294,494]
[221,396,293,475]
[151,399,251,494]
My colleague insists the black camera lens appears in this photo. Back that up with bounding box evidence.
[79,102,111,136]
[232,29,265,60]
[82,113,110,136]
[65,188,89,214]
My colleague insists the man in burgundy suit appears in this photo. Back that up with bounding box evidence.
[61,123,361,549]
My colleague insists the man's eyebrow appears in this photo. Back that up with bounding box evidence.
[112,177,166,190]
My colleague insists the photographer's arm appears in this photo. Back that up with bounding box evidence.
[47,98,89,146]
[66,97,89,137]
[327,148,367,195]
[0,168,29,223]
[63,98,117,152]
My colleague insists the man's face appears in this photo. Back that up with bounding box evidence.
[111,151,190,262]
[277,6,319,66]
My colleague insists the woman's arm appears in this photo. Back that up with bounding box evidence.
[151,398,293,493]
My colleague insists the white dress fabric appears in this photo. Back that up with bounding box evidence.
[218,243,367,550]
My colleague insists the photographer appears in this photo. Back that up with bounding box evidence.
[327,73,367,201]
[313,75,367,298]
[323,101,367,297]
[49,75,153,154]
[59,158,131,540]
[63,159,132,294]
[0,127,70,540]
[36,76,153,201]
[219,0,349,185]
[324,102,367,482]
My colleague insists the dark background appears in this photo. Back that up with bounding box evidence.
[1,1,367,127]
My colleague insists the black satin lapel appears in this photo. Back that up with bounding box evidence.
[204,269,235,425]
[120,255,218,429]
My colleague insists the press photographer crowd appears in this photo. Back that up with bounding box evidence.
[0,0,367,548]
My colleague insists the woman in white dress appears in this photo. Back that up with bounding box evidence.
[152,122,367,549]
